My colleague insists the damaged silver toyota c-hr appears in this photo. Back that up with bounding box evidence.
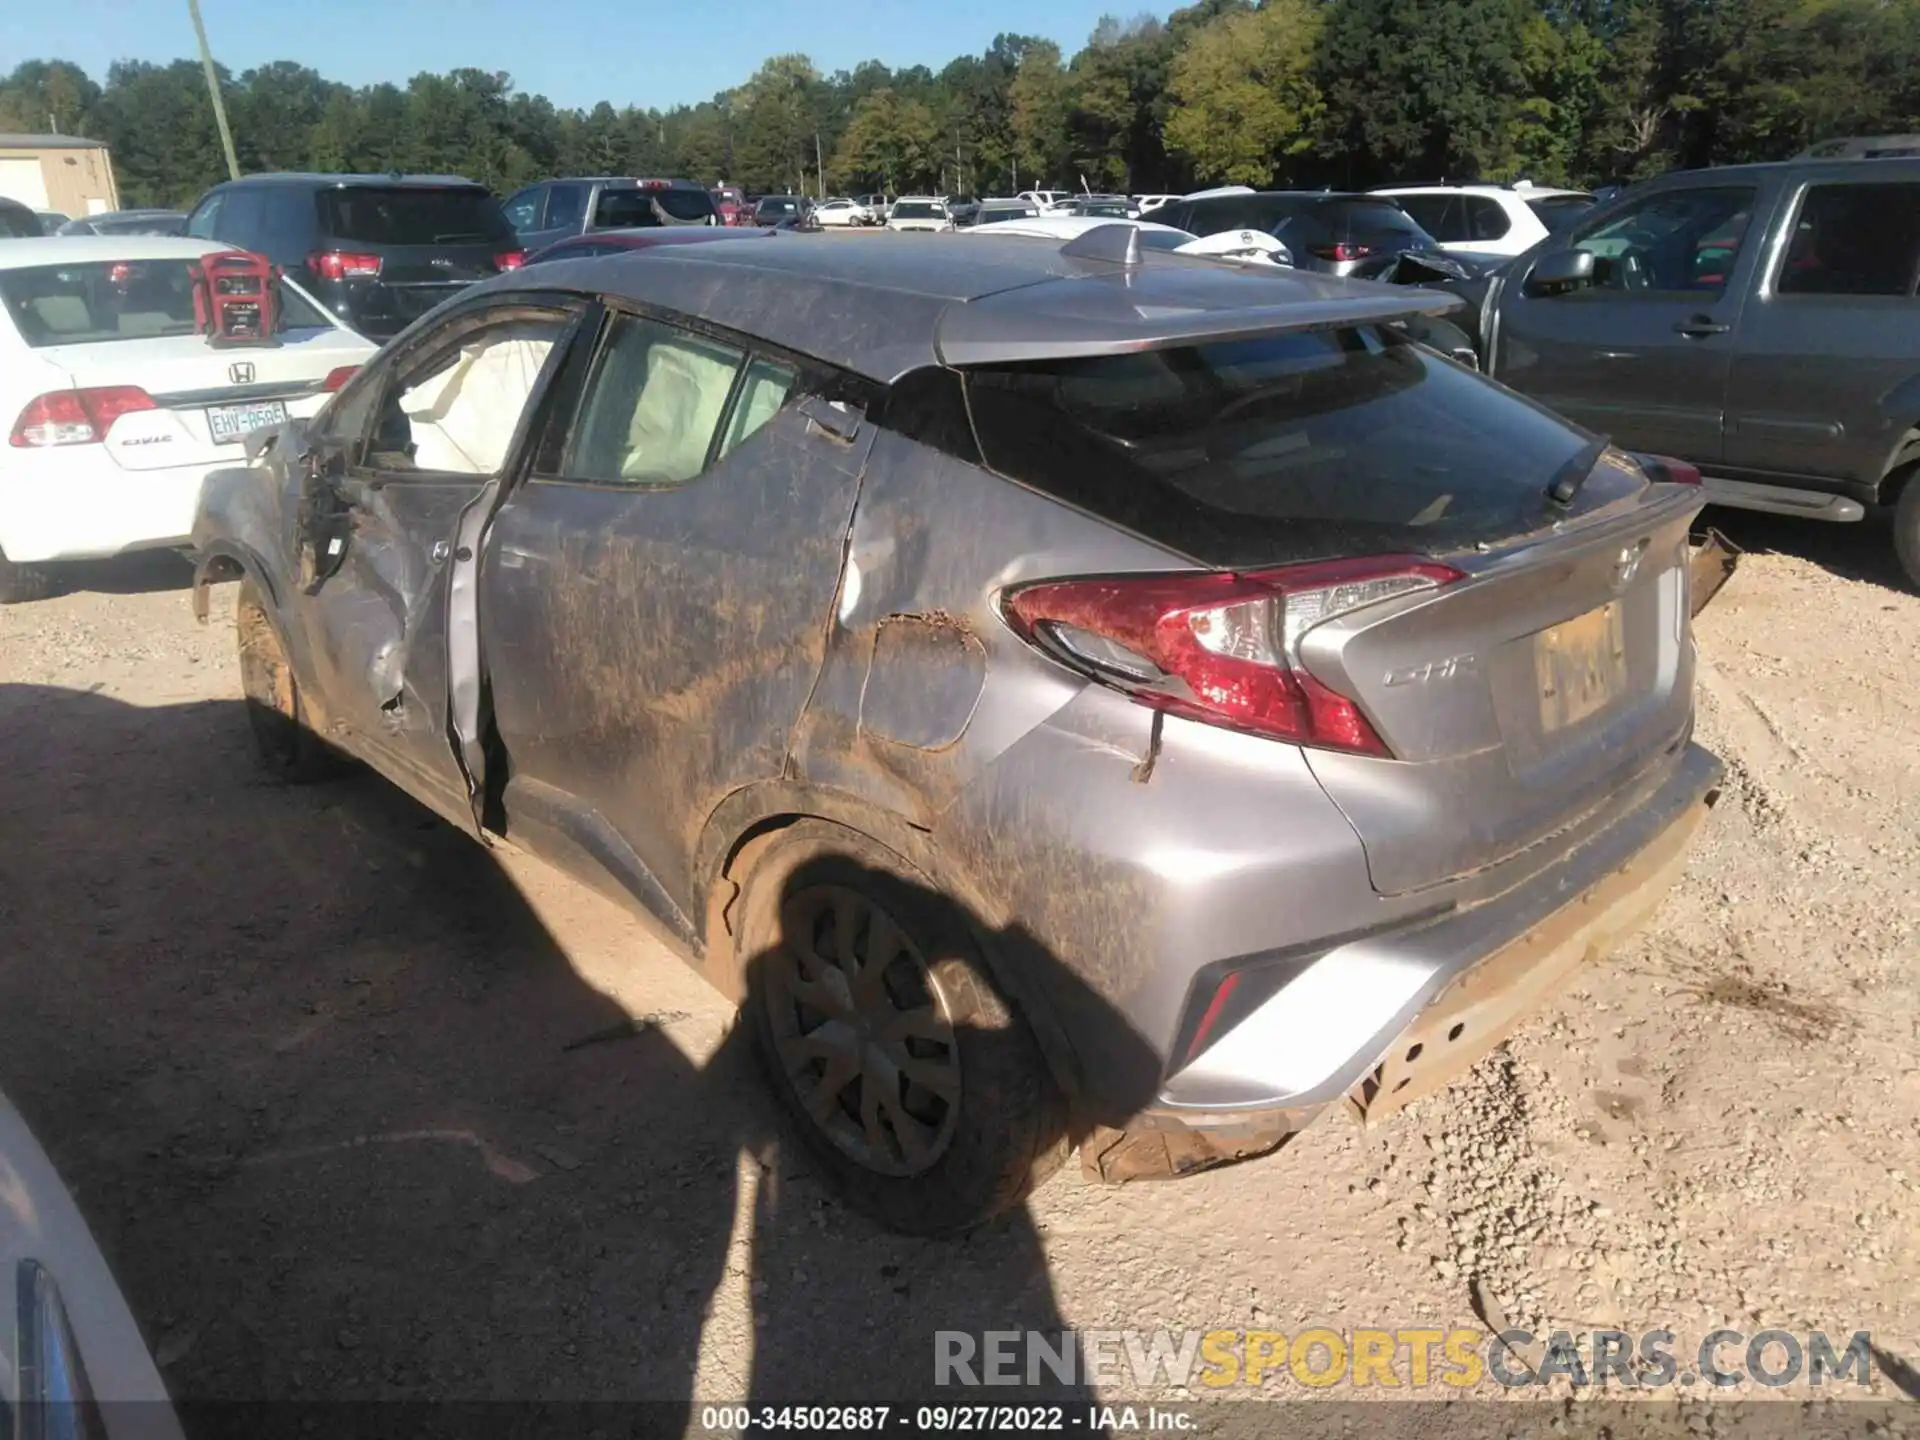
[193,227,1722,1235]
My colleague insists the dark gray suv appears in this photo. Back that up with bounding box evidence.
[1465,155,1920,583]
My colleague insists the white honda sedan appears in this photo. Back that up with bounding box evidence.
[0,237,377,602]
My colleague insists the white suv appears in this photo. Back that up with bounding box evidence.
[886,197,953,233]
[1371,183,1594,256]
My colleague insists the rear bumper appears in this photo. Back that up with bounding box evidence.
[0,455,217,564]
[1147,740,1722,1132]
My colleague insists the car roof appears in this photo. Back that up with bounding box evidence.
[1376,184,1589,199]
[498,229,1462,381]
[0,235,231,270]
[212,172,483,189]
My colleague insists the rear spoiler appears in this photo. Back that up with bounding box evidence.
[938,225,1467,367]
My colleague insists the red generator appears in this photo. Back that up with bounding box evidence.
[191,250,280,347]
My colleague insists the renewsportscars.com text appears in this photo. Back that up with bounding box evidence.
[934,1327,1875,1391]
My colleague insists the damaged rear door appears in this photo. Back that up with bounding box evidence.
[479,305,875,935]
[287,297,586,822]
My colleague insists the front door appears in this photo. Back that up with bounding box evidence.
[289,297,584,824]
[480,306,875,928]
[1493,183,1764,465]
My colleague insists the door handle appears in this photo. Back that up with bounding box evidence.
[1674,317,1731,338]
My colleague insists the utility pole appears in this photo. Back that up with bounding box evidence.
[815,131,824,199]
[187,0,241,181]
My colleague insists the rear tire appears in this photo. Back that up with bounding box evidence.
[0,546,59,605]
[734,821,1065,1235]
[1893,466,1920,590]
[236,578,341,782]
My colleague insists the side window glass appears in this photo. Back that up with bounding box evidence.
[185,193,224,240]
[717,358,798,459]
[545,183,589,232]
[217,187,265,245]
[364,313,570,475]
[1778,183,1920,297]
[1569,186,1756,295]
[502,186,543,231]
[562,314,744,485]
[1468,197,1511,242]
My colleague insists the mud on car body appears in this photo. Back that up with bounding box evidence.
[192,228,1722,1234]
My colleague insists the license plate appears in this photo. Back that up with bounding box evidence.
[207,399,288,444]
[1535,601,1627,733]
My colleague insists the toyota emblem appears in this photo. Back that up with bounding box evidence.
[228,361,255,384]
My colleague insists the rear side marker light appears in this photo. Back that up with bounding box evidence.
[10,387,157,448]
[1004,556,1465,757]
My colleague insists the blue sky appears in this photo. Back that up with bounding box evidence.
[6,0,1164,110]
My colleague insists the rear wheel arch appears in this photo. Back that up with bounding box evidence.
[694,786,1087,1109]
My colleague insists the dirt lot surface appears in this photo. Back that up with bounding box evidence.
[0,519,1915,1431]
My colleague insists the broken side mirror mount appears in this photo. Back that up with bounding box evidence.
[1525,248,1596,297]
[293,429,354,594]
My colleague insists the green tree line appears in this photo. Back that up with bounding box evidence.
[4,0,1918,210]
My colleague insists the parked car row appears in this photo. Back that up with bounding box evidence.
[4,149,1914,1255]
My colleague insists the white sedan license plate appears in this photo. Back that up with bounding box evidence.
[206,399,287,444]
[1535,601,1627,733]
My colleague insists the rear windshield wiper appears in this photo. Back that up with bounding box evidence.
[1545,434,1610,507]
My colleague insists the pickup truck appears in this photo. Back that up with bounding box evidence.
[1446,154,1920,585]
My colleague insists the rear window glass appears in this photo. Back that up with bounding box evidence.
[595,189,716,228]
[892,202,943,219]
[317,187,514,246]
[964,328,1613,565]
[1318,201,1429,238]
[1526,195,1596,234]
[0,260,330,348]
[92,213,186,236]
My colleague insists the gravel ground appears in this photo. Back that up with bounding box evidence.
[0,519,1915,1432]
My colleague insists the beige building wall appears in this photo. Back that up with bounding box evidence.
[0,139,121,218]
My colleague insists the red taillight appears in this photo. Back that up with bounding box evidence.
[306,250,382,281]
[1310,242,1375,262]
[494,250,525,270]
[321,365,359,392]
[1004,556,1464,757]
[10,386,157,448]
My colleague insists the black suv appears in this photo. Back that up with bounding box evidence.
[1141,191,1440,274]
[501,177,718,253]
[183,174,523,341]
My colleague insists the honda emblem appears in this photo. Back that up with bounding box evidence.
[228,361,255,384]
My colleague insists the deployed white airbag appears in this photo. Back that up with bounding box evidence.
[401,325,555,474]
